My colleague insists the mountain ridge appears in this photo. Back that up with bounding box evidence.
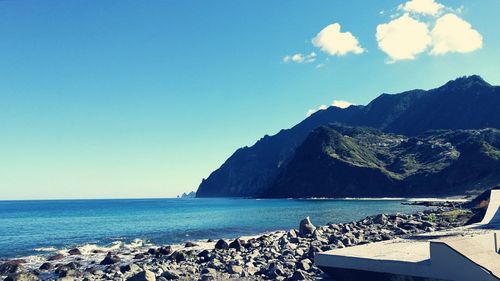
[196,75,500,198]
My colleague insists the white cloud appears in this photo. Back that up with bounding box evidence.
[401,0,444,16]
[331,100,352,109]
[312,23,364,56]
[306,100,353,117]
[283,52,317,64]
[429,13,483,55]
[376,13,431,62]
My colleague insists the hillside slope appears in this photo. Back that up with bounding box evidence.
[264,125,500,198]
[196,76,500,197]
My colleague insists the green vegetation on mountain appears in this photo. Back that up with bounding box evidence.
[264,125,500,198]
[196,76,500,198]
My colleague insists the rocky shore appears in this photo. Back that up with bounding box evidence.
[0,204,473,281]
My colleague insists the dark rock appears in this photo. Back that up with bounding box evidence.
[0,261,25,275]
[100,253,120,265]
[85,266,97,274]
[184,242,198,248]
[197,250,210,259]
[68,248,82,255]
[201,268,216,275]
[228,239,244,251]
[38,263,53,271]
[289,270,308,281]
[159,246,172,255]
[214,239,229,250]
[169,251,187,263]
[133,253,145,260]
[299,217,316,237]
[120,263,140,273]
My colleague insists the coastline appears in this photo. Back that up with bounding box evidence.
[0,201,474,281]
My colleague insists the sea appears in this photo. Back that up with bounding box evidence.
[0,198,428,260]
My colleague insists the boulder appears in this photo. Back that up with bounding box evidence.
[373,214,388,225]
[68,248,82,255]
[228,239,244,251]
[120,263,140,273]
[126,270,156,281]
[159,246,172,255]
[299,217,316,238]
[39,263,53,271]
[214,239,229,250]
[100,253,120,265]
[296,259,311,271]
[0,261,25,275]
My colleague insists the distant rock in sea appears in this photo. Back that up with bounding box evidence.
[177,191,196,199]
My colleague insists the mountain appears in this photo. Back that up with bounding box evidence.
[264,125,500,198]
[196,75,500,198]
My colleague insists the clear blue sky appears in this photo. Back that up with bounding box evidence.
[1,0,499,199]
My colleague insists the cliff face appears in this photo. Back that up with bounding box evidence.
[196,76,500,198]
[264,125,500,198]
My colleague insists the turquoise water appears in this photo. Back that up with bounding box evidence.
[0,198,427,258]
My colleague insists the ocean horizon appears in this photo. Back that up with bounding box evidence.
[0,198,428,260]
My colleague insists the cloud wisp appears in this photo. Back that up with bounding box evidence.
[306,100,353,117]
[400,0,444,16]
[282,52,317,64]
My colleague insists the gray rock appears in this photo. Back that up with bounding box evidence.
[3,273,39,281]
[161,270,180,280]
[299,217,316,238]
[296,259,311,271]
[126,270,156,281]
[373,214,388,225]
[227,265,243,275]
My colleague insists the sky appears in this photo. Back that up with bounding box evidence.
[1,0,499,200]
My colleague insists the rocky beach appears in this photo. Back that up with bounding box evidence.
[0,202,474,281]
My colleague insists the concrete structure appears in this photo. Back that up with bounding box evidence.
[316,190,500,281]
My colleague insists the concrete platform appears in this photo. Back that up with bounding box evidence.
[315,190,500,281]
